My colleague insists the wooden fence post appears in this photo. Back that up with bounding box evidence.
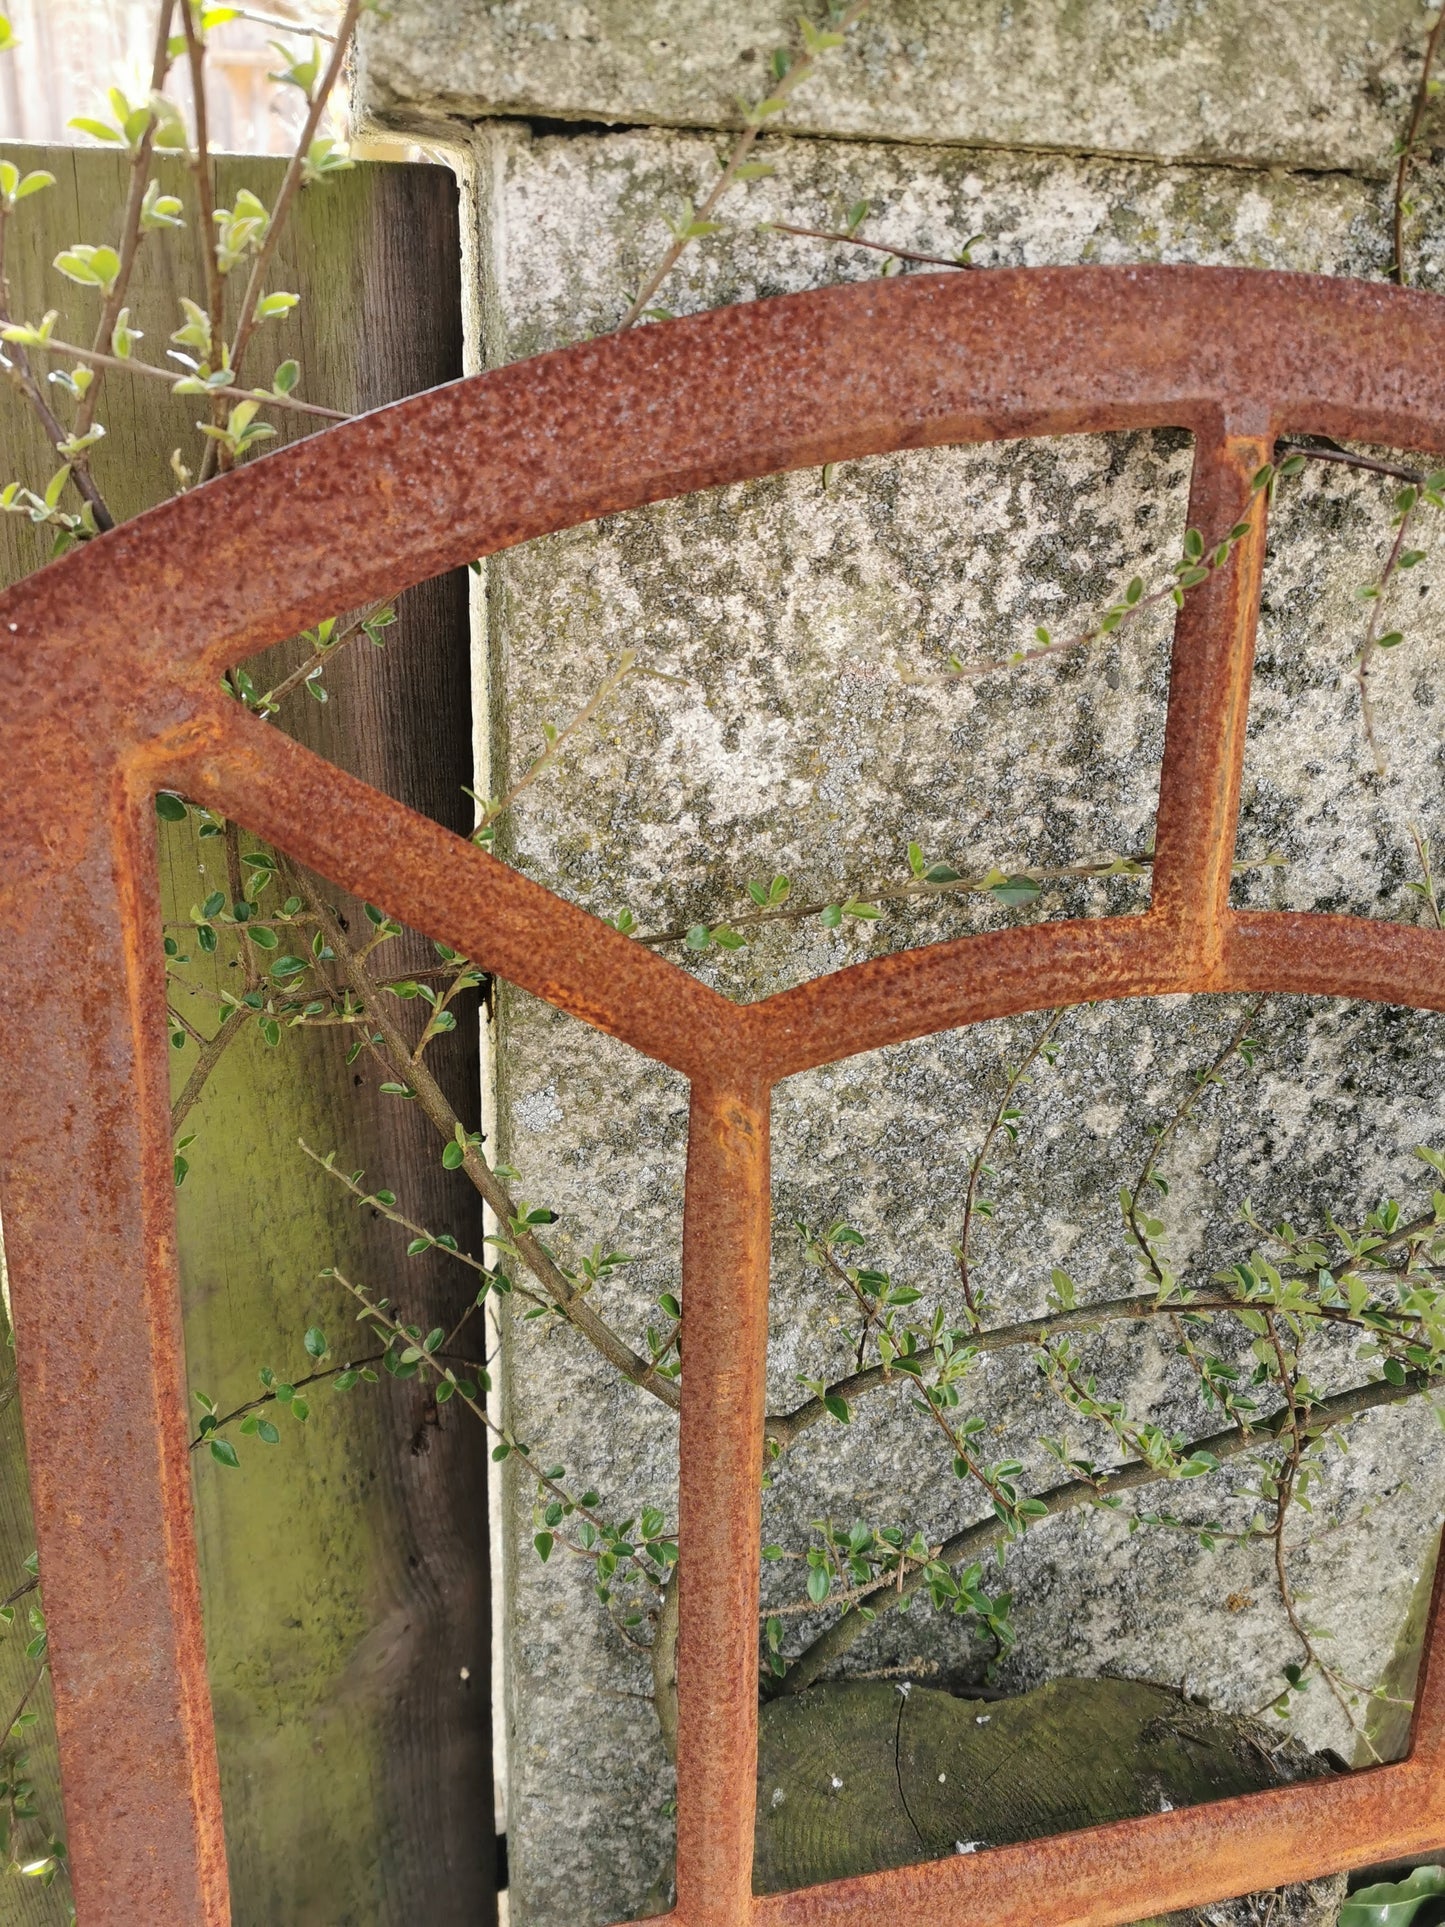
[0,145,495,1925]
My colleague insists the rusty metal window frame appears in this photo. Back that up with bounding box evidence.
[3,264,1445,1925]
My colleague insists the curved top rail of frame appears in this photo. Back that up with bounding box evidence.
[3,265,1445,711]
[6,265,1445,1085]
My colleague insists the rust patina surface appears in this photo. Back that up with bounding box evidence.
[2,265,1445,1924]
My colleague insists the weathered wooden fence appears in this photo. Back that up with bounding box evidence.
[0,145,494,1925]
[0,1,343,153]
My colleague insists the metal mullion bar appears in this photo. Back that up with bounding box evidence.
[161,708,743,1084]
[1147,419,1272,974]
[673,1076,773,1927]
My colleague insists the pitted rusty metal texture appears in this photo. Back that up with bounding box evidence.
[3,265,1445,1925]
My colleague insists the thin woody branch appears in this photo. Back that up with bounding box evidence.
[762,1277,1435,1451]
[72,0,177,448]
[227,0,364,384]
[1393,7,1445,286]
[617,1,871,330]
[302,879,683,1413]
[773,1369,1437,1696]
[14,335,350,421]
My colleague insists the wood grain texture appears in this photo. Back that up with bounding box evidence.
[753,1679,1347,1927]
[0,1308,64,1927]
[0,145,494,1924]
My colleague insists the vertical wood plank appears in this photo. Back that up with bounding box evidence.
[0,145,493,1924]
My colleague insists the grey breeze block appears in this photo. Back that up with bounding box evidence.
[355,19,1445,1919]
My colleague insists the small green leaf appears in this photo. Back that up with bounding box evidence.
[1340,1863,1445,1926]
[209,1438,240,1468]
[52,242,122,293]
[989,876,1042,907]
[303,1326,327,1359]
[67,117,124,145]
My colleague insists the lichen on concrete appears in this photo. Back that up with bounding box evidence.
[461,123,1445,1927]
[362,88,1445,1927]
[358,0,1429,176]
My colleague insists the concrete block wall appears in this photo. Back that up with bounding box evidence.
[358,10,1445,1921]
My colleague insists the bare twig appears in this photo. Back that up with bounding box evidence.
[1121,999,1265,1431]
[958,1012,1064,1326]
[73,0,177,448]
[232,6,338,36]
[1411,825,1445,929]
[475,650,648,838]
[1275,440,1426,487]
[227,0,364,385]
[171,1005,250,1132]
[1124,1000,1265,1290]
[180,0,227,384]
[767,221,972,270]
[1357,498,1417,775]
[617,2,870,330]
[1393,7,1445,285]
